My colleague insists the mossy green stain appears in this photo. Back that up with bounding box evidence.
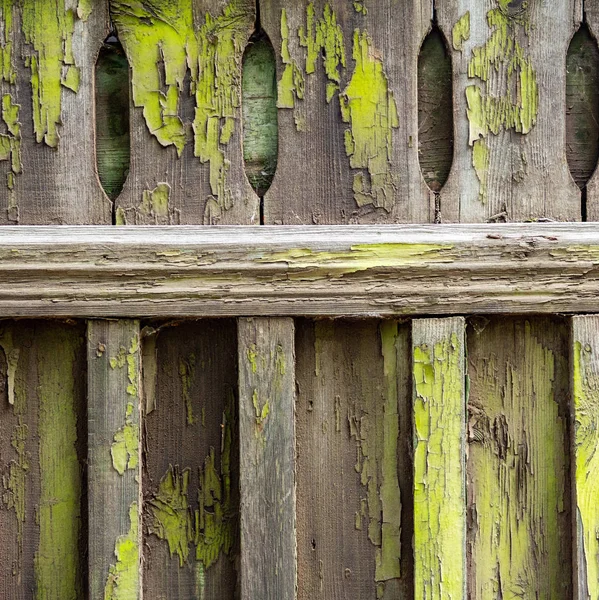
[413,332,465,599]
[111,402,139,476]
[573,340,599,599]
[452,12,470,51]
[104,502,139,600]
[340,30,399,212]
[34,326,83,600]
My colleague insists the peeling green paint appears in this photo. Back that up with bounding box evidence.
[353,1,367,15]
[110,0,252,212]
[77,0,92,21]
[109,335,139,398]
[340,30,399,211]
[179,353,196,425]
[277,8,304,109]
[413,331,465,599]
[104,502,139,600]
[452,11,470,51]
[35,327,82,600]
[572,340,599,599]
[462,2,538,202]
[111,402,139,476]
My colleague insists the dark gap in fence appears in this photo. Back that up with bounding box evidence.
[566,22,599,216]
[242,22,278,210]
[418,25,453,193]
[95,32,130,205]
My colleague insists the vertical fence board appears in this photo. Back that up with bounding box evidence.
[0,1,110,224]
[0,321,87,599]
[571,315,599,600]
[260,0,433,224]
[238,317,296,600]
[111,0,259,225]
[294,320,411,600]
[87,320,141,600]
[412,317,466,599]
[437,0,581,222]
[142,320,239,600]
[467,317,571,598]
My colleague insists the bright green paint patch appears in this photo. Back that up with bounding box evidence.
[111,402,139,476]
[452,12,470,51]
[340,30,399,212]
[179,353,196,425]
[277,8,304,109]
[472,138,489,203]
[463,2,538,202]
[34,327,82,600]
[413,332,464,599]
[77,0,92,20]
[573,340,599,599]
[353,1,367,15]
[111,0,252,212]
[104,502,139,600]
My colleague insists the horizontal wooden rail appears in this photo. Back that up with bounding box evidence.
[1,224,599,317]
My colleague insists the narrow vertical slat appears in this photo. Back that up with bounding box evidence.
[412,317,466,599]
[238,317,296,600]
[572,316,599,600]
[87,320,141,600]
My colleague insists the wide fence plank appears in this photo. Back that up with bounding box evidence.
[87,320,141,600]
[572,315,599,600]
[238,317,296,600]
[260,0,433,224]
[412,317,466,599]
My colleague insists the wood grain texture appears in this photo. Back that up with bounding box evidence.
[1,224,599,316]
[437,0,581,222]
[111,0,259,225]
[87,320,141,600]
[260,0,433,224]
[0,1,111,224]
[467,317,571,599]
[142,320,238,600]
[571,315,599,600]
[0,321,86,600]
[412,317,466,599]
[238,317,296,600]
[295,320,412,600]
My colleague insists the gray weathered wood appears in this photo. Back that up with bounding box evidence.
[261,0,433,224]
[412,317,466,599]
[571,315,599,600]
[87,319,141,600]
[0,224,598,316]
[238,317,296,600]
[437,0,581,222]
[0,1,111,224]
[111,0,259,225]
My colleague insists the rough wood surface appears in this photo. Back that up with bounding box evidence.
[437,0,581,222]
[0,224,599,316]
[0,321,86,599]
[238,317,296,600]
[571,315,599,600]
[110,0,259,225]
[0,1,111,224]
[87,320,141,600]
[295,320,412,600]
[260,0,433,224]
[142,320,238,600]
[467,316,571,598]
[412,317,466,599]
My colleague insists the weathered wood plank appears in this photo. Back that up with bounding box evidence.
[437,0,581,222]
[467,317,571,598]
[412,317,466,599]
[295,320,412,600]
[260,0,433,224]
[87,320,141,600]
[142,320,238,600]
[238,317,296,600]
[571,315,599,600]
[0,321,86,599]
[0,1,111,224]
[110,0,259,225]
[1,224,599,316]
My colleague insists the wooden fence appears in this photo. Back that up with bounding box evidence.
[1,1,599,599]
